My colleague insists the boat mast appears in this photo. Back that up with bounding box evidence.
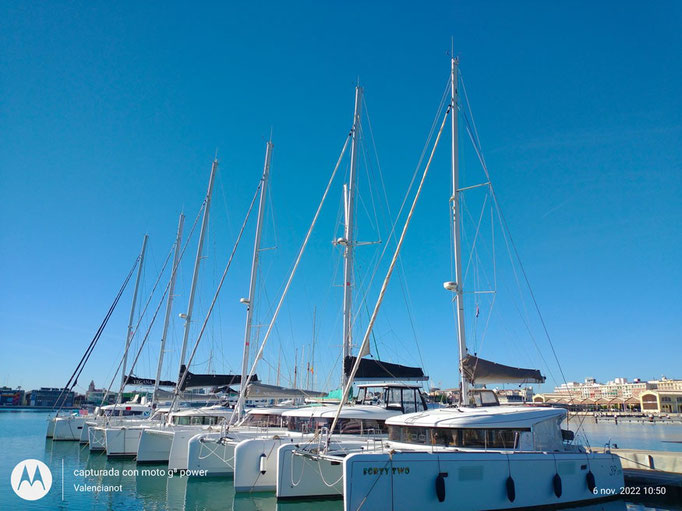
[119,233,148,403]
[341,85,363,387]
[176,159,218,406]
[237,141,272,419]
[153,213,185,404]
[450,57,470,405]
[310,307,316,390]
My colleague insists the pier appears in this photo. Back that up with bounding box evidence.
[595,447,682,503]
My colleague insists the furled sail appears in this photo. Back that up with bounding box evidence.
[125,375,176,387]
[178,365,258,390]
[461,355,545,384]
[245,382,328,399]
[343,356,427,382]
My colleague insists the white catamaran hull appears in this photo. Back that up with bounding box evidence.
[343,451,624,511]
[46,417,56,438]
[186,432,236,476]
[88,425,107,451]
[52,416,87,441]
[233,435,298,492]
[105,426,146,457]
[276,443,349,499]
[168,427,223,472]
[80,420,91,443]
[137,428,174,463]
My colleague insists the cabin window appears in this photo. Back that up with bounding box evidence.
[174,416,221,425]
[243,414,284,427]
[473,391,500,407]
[389,426,527,448]
[387,389,403,409]
[121,410,143,417]
[287,417,387,434]
[403,389,418,413]
[340,419,363,434]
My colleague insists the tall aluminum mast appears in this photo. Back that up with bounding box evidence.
[153,213,185,404]
[238,141,272,419]
[119,233,148,403]
[450,57,469,405]
[176,159,218,400]
[341,85,363,387]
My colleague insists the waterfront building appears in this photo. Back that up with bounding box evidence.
[26,387,75,408]
[640,390,682,413]
[85,380,117,405]
[534,376,682,412]
[553,377,653,400]
[0,386,25,406]
[650,377,682,392]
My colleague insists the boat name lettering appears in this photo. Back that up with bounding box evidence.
[362,466,410,476]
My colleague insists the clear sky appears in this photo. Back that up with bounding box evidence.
[1,1,680,396]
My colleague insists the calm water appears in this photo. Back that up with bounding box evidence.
[1,410,680,511]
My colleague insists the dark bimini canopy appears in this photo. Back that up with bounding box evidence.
[343,356,428,382]
[461,355,545,384]
[125,375,176,387]
[245,382,328,399]
[178,365,258,390]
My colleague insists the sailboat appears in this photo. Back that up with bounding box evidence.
[94,213,186,457]
[219,86,429,495]
[50,234,151,442]
[175,139,323,475]
[336,57,624,511]
[136,143,279,467]
[112,157,236,461]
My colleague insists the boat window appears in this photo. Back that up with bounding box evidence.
[361,419,387,434]
[340,419,362,434]
[472,391,499,407]
[403,389,418,414]
[389,426,527,448]
[287,416,387,435]
[243,414,284,427]
[356,387,386,406]
[387,388,402,410]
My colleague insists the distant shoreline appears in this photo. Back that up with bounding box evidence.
[0,406,78,411]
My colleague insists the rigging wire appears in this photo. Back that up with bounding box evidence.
[98,203,204,408]
[459,70,578,432]
[231,134,352,423]
[171,179,263,410]
[328,98,453,442]
[349,81,451,383]
[51,255,140,415]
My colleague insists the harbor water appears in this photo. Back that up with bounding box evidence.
[1,410,681,511]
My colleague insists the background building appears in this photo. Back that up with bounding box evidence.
[534,377,682,413]
[0,386,25,406]
[26,387,75,408]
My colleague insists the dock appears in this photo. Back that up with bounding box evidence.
[594,447,682,503]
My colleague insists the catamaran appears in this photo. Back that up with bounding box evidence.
[136,141,279,466]
[50,234,150,442]
[335,57,625,511]
[190,85,431,495]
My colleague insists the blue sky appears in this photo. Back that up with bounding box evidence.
[1,2,680,395]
